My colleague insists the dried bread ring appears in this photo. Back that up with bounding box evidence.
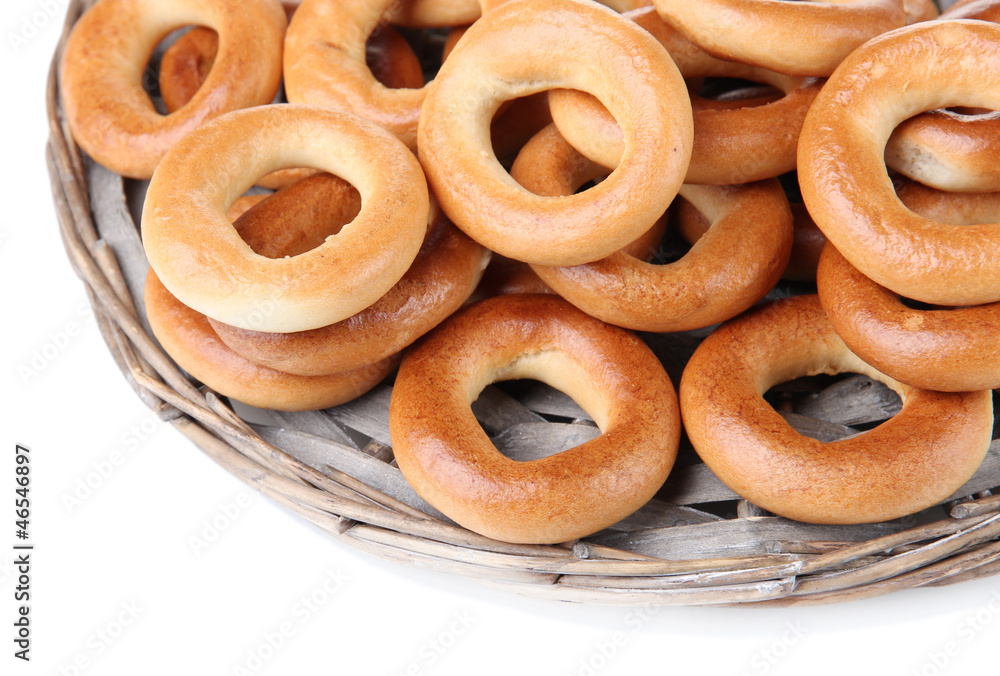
[476,124,667,297]
[210,178,490,375]
[61,0,286,178]
[817,244,1000,392]
[389,294,681,544]
[285,0,435,149]
[680,294,994,524]
[798,20,1000,307]
[548,7,822,184]
[157,19,424,189]
[885,0,1000,192]
[145,270,397,412]
[531,180,793,333]
[651,0,905,77]
[418,0,692,266]
[894,174,1000,225]
[675,185,826,282]
[142,104,429,333]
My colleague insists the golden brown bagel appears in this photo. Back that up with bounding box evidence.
[389,294,681,544]
[284,0,433,150]
[145,270,397,412]
[531,180,793,333]
[475,124,667,298]
[675,188,826,283]
[210,182,490,375]
[680,294,994,524]
[817,244,1000,392]
[885,0,1000,192]
[418,0,692,266]
[141,104,429,333]
[651,0,905,77]
[61,0,286,179]
[798,20,1000,307]
[548,7,822,184]
[894,174,1000,225]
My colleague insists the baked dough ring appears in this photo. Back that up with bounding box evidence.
[285,0,434,149]
[142,104,429,333]
[894,175,1000,225]
[675,185,826,282]
[548,7,822,184]
[531,180,793,333]
[651,0,905,77]
[798,20,1000,307]
[145,270,397,412]
[817,244,1000,392]
[885,2,1000,192]
[210,184,490,376]
[680,294,994,524]
[475,124,667,298]
[389,294,681,544]
[157,19,424,190]
[418,0,692,266]
[61,0,286,179]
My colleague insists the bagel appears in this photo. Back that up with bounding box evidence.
[210,180,490,375]
[817,243,1000,392]
[389,294,681,544]
[651,0,905,77]
[141,104,429,333]
[418,0,692,266]
[531,180,793,333]
[284,0,432,149]
[675,181,825,282]
[145,270,397,412]
[61,0,286,178]
[798,20,1000,306]
[547,7,822,184]
[680,294,994,524]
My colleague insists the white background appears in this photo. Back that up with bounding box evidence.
[4,1,1000,674]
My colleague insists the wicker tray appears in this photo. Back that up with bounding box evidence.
[47,0,1000,606]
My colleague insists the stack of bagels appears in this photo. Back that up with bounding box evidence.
[61,0,999,543]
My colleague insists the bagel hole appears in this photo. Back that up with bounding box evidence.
[897,296,964,311]
[691,77,783,108]
[765,373,902,440]
[144,25,220,116]
[230,173,362,258]
[944,106,996,117]
[390,25,449,84]
[490,94,555,167]
[475,380,601,463]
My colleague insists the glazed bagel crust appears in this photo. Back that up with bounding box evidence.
[389,294,681,544]
[680,295,994,524]
[418,0,693,267]
[145,271,397,411]
[142,104,429,333]
[651,0,905,77]
[817,244,1000,392]
[284,0,429,149]
[798,20,1000,306]
[548,7,822,184]
[532,180,792,333]
[61,0,286,179]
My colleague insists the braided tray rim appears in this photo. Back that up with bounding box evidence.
[46,0,1000,606]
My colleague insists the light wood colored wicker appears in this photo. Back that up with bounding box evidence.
[47,0,1000,606]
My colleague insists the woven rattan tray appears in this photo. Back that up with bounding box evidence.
[47,0,1000,606]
